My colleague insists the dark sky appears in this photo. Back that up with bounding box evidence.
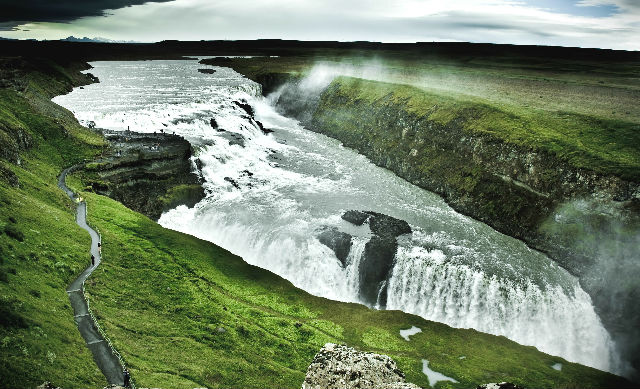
[0,0,638,50]
[0,0,173,30]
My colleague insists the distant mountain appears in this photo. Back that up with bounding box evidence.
[60,36,138,43]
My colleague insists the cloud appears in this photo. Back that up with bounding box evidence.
[0,0,638,50]
[0,0,175,29]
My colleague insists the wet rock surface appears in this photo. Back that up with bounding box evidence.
[317,226,353,266]
[302,343,421,389]
[341,210,370,225]
[85,130,204,220]
[233,99,255,117]
[342,210,412,307]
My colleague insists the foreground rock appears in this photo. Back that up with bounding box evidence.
[85,130,204,220]
[302,343,421,389]
[477,383,526,389]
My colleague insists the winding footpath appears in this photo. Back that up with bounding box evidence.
[58,167,125,386]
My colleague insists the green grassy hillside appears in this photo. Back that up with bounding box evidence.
[0,57,633,388]
[324,76,640,181]
[0,59,107,388]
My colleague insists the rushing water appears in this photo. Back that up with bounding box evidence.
[54,60,624,374]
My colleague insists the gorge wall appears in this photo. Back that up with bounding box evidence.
[246,72,640,379]
[83,130,204,221]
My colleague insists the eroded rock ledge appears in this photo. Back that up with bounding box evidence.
[84,129,204,220]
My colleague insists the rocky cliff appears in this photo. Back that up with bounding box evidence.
[83,130,204,220]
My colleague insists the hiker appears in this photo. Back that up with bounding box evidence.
[91,254,95,266]
[123,368,130,388]
[98,242,102,254]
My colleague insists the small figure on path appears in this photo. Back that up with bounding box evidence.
[91,254,95,266]
[98,242,102,254]
[123,368,131,388]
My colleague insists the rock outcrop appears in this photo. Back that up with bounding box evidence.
[85,130,204,220]
[317,226,353,266]
[197,68,216,74]
[302,343,421,389]
[341,211,412,307]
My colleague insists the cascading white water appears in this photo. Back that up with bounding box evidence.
[387,241,618,370]
[54,59,626,375]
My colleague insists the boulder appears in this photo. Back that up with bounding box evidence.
[367,212,412,238]
[302,343,421,389]
[317,227,353,267]
[477,383,526,389]
[209,118,218,130]
[224,177,240,189]
[254,119,274,134]
[341,210,370,226]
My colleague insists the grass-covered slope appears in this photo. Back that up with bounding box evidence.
[0,59,107,388]
[0,56,632,389]
[322,76,640,181]
[63,186,629,389]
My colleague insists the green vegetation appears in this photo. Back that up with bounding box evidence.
[63,186,629,388]
[0,56,632,388]
[326,76,640,180]
[0,60,107,388]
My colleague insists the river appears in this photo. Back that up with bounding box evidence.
[54,59,623,374]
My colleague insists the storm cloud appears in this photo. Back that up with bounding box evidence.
[0,0,174,30]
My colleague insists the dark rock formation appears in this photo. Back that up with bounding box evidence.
[341,210,369,225]
[85,72,99,83]
[233,100,254,117]
[360,236,396,306]
[197,68,216,74]
[342,210,412,307]
[317,227,352,266]
[302,343,421,389]
[85,130,204,220]
[367,212,412,238]
[209,117,218,130]
[253,119,274,134]
[224,176,240,189]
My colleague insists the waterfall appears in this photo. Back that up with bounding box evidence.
[54,59,628,376]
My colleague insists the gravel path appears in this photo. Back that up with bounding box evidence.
[59,167,125,386]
